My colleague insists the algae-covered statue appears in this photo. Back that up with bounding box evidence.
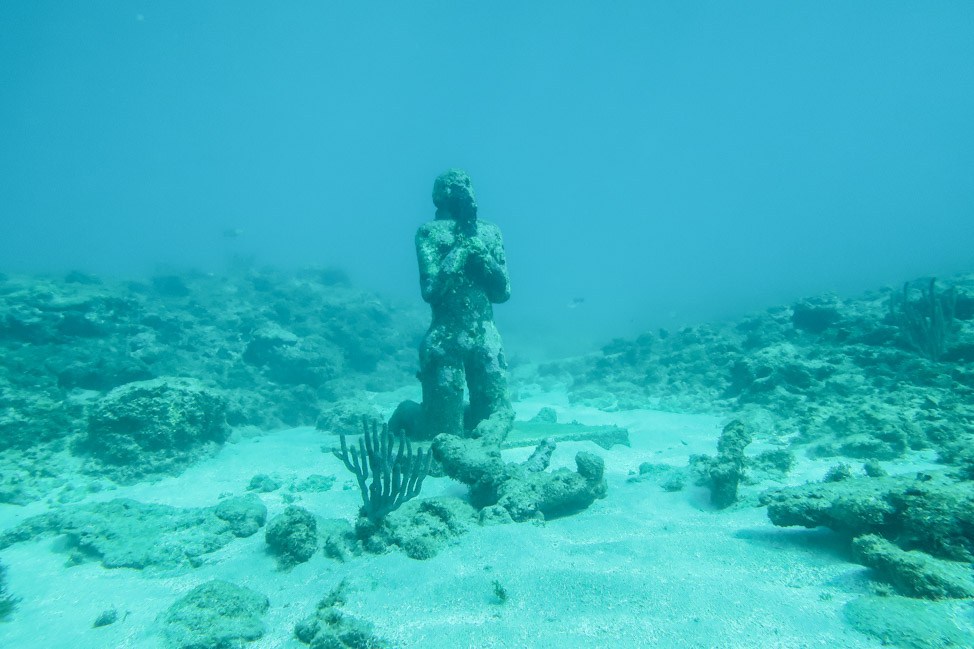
[418,169,514,437]
[388,170,606,525]
[392,169,515,441]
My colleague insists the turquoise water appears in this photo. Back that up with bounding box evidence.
[3,3,973,351]
[2,4,974,648]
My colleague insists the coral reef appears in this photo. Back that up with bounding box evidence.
[243,323,343,387]
[888,278,956,361]
[537,274,974,474]
[0,267,423,502]
[5,250,974,644]
[0,495,266,573]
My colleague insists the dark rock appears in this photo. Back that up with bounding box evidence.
[0,559,16,621]
[387,399,426,440]
[93,608,118,627]
[247,474,282,493]
[159,580,268,649]
[761,472,974,562]
[265,506,318,568]
[691,420,752,508]
[64,271,102,285]
[214,495,268,537]
[56,354,154,391]
[244,326,343,387]
[293,474,336,493]
[0,497,264,573]
[151,275,190,298]
[81,377,229,480]
[362,497,476,560]
[529,407,558,424]
[317,398,383,436]
[792,296,842,333]
[823,462,855,482]
[750,449,795,478]
[852,534,974,599]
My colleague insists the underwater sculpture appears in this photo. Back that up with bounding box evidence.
[390,168,515,442]
[405,168,515,438]
[388,170,606,525]
[328,171,605,555]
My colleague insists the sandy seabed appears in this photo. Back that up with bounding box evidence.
[0,392,919,648]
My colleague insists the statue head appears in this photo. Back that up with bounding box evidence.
[432,169,477,225]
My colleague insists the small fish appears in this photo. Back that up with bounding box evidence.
[222,228,244,239]
[567,297,585,309]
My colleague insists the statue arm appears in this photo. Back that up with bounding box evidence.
[474,233,511,304]
[417,228,464,304]
[417,234,442,304]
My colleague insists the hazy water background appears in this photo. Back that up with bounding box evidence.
[2,2,973,356]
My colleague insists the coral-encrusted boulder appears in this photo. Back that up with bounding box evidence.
[265,506,318,568]
[81,377,229,480]
[243,325,343,387]
[160,580,269,649]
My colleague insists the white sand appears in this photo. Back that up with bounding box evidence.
[0,396,888,648]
